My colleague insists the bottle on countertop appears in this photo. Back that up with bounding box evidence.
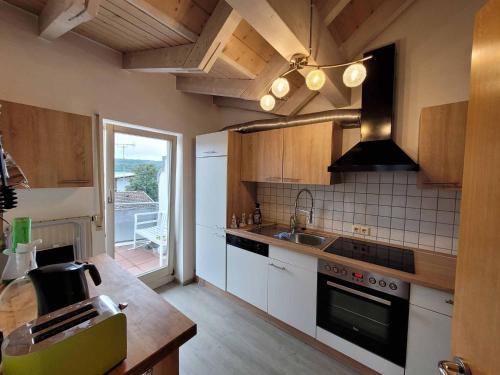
[253,203,262,225]
[247,215,253,226]
[240,213,247,227]
[230,214,238,229]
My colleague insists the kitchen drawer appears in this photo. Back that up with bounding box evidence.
[196,131,228,157]
[269,245,316,272]
[410,284,454,316]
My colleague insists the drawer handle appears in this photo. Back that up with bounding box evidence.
[283,178,301,182]
[445,299,454,305]
[203,151,217,154]
[269,262,286,271]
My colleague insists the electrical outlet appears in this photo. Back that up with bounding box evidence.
[360,226,371,236]
[353,224,371,236]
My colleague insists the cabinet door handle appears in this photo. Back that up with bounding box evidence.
[203,151,217,154]
[269,262,286,271]
[445,299,454,305]
[283,178,301,182]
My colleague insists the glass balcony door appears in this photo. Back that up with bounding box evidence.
[104,122,176,287]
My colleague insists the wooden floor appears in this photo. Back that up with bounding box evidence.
[157,283,360,375]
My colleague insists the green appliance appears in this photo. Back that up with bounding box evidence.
[1,295,127,375]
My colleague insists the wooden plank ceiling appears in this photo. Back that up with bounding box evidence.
[5,0,414,114]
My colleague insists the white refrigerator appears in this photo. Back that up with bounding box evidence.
[195,132,228,290]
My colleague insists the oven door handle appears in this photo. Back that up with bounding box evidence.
[327,281,392,306]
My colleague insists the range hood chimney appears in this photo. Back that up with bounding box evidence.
[328,43,419,172]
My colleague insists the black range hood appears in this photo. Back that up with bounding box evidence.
[328,43,419,172]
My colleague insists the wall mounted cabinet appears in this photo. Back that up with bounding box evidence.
[240,122,341,185]
[240,128,283,183]
[0,100,93,188]
[418,101,468,188]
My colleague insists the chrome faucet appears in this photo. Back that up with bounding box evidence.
[290,189,314,234]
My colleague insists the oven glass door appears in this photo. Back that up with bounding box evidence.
[317,273,409,367]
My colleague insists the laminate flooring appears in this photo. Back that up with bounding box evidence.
[157,283,360,375]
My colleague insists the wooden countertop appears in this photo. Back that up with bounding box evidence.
[226,225,457,293]
[0,255,196,375]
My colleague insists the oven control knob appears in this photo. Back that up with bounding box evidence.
[368,277,376,284]
[389,283,398,290]
[332,266,339,273]
[340,269,347,276]
[379,280,387,287]
[325,265,332,271]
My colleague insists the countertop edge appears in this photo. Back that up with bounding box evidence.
[226,227,457,293]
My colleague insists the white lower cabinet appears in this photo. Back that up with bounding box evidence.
[227,244,268,311]
[195,224,226,290]
[405,285,453,375]
[267,251,317,337]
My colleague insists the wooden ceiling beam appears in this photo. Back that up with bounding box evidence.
[219,53,257,79]
[341,0,415,59]
[214,83,317,117]
[226,0,350,107]
[123,0,241,73]
[122,44,194,73]
[320,0,351,26]
[274,84,318,116]
[39,0,100,40]
[213,96,285,114]
[240,52,290,101]
[183,0,241,71]
[176,77,251,98]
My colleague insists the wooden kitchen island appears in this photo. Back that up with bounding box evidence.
[0,254,196,375]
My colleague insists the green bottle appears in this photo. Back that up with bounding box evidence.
[11,217,32,253]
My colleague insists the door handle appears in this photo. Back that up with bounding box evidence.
[438,357,471,375]
[107,188,114,204]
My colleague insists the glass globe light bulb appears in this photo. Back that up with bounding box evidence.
[271,77,290,98]
[343,63,367,87]
[260,94,276,111]
[305,69,326,91]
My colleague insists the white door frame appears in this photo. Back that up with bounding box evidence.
[103,122,177,288]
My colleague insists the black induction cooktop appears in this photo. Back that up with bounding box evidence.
[324,237,415,274]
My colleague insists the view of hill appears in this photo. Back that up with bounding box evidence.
[115,159,162,172]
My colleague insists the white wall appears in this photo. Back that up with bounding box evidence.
[0,1,222,282]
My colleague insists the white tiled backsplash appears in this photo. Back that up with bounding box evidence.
[256,171,460,255]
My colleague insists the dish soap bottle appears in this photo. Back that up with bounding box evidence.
[253,203,262,225]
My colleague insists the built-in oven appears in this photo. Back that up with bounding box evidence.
[317,259,409,368]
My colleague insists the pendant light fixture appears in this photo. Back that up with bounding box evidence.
[259,0,373,111]
[260,94,276,111]
[271,77,290,98]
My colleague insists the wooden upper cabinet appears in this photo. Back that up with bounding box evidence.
[241,128,283,183]
[0,100,93,188]
[283,122,339,185]
[240,122,341,185]
[418,101,468,188]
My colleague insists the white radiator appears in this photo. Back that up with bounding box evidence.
[31,216,93,259]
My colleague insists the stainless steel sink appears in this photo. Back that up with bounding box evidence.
[274,231,327,248]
